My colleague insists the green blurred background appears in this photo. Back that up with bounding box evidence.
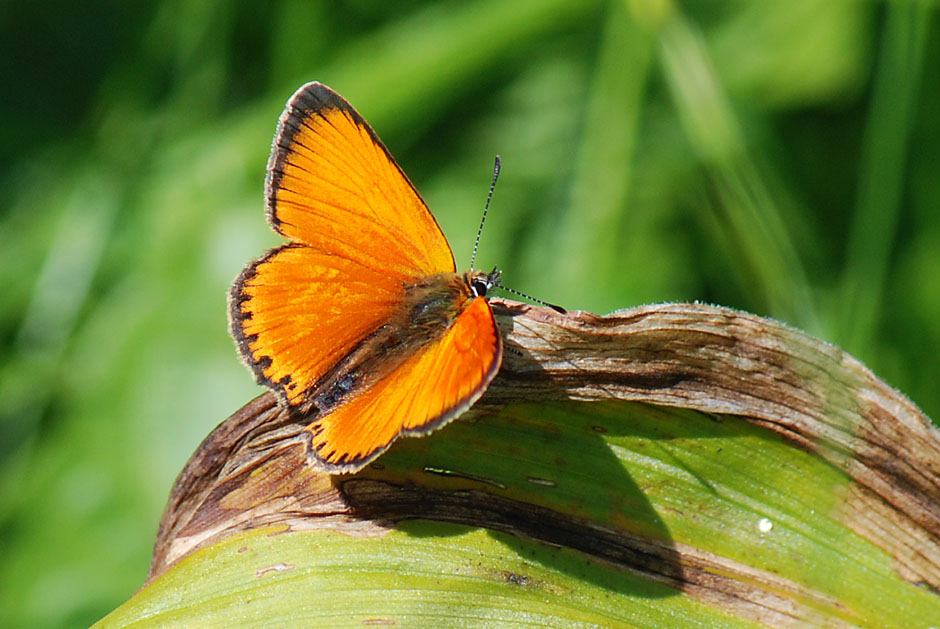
[1,1,937,626]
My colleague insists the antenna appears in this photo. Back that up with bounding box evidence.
[470,155,500,271]
[469,155,566,315]
[495,283,567,315]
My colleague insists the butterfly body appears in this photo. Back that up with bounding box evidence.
[302,269,497,418]
[230,83,504,473]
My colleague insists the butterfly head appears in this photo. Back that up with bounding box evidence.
[468,266,501,298]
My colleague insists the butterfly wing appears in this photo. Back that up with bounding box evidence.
[307,296,503,472]
[231,82,458,407]
[266,82,455,276]
[231,243,409,406]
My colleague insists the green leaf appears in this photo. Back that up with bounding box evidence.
[102,523,753,628]
[99,304,940,626]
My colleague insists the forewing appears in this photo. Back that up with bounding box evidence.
[266,82,455,277]
[307,296,503,472]
[230,244,406,407]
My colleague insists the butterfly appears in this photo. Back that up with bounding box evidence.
[229,82,506,473]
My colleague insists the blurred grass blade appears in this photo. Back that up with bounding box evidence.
[310,0,602,135]
[0,171,119,518]
[655,6,817,330]
[837,2,930,354]
[547,1,653,310]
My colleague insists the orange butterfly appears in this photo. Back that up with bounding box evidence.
[230,82,505,473]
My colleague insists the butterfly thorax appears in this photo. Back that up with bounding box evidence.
[299,272,482,416]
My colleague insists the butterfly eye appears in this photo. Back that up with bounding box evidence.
[471,279,489,297]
